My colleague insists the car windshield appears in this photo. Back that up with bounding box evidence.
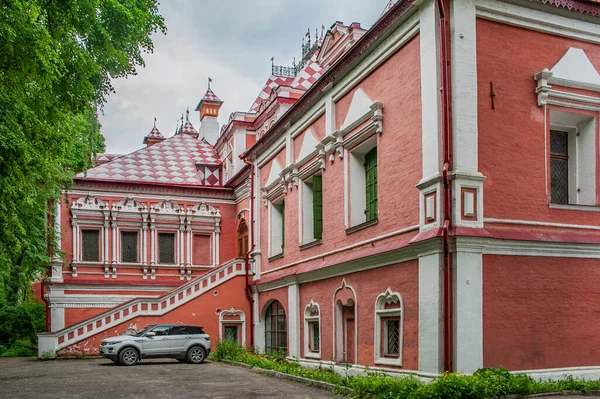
[134,325,156,337]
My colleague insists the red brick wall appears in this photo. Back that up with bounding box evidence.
[483,255,600,370]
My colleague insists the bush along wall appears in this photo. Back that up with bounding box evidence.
[0,297,45,357]
[210,340,600,399]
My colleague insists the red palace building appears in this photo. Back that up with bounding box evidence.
[38,0,600,378]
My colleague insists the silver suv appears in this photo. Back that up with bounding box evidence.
[99,324,211,366]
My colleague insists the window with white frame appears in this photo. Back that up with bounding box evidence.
[374,288,403,366]
[303,300,320,358]
[301,174,323,245]
[158,232,175,264]
[349,139,378,229]
[549,110,596,206]
[120,231,139,263]
[219,308,246,346]
[270,198,285,257]
[81,229,100,262]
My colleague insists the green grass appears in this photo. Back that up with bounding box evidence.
[210,341,600,399]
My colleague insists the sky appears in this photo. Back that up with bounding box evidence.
[99,0,389,155]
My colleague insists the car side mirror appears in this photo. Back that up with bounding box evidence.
[146,331,156,337]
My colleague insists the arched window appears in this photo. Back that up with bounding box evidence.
[237,220,249,257]
[264,300,287,353]
[304,300,320,359]
[374,288,403,366]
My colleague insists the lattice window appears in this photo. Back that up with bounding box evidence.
[310,322,320,352]
[312,175,323,240]
[364,147,378,221]
[121,231,138,263]
[264,300,287,353]
[158,233,175,264]
[550,130,569,204]
[384,319,400,356]
[224,325,239,343]
[81,230,99,262]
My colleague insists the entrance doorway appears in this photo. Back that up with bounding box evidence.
[334,280,357,364]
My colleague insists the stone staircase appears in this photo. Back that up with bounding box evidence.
[38,259,248,357]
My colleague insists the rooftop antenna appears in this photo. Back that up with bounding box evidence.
[153,117,157,128]
[186,107,190,120]
[208,76,212,89]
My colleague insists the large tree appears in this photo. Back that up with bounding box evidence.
[0,1,165,305]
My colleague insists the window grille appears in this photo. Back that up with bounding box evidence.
[264,300,287,353]
[364,147,378,220]
[158,233,175,264]
[311,322,320,352]
[385,319,400,356]
[550,130,568,204]
[121,231,138,263]
[313,175,323,240]
[81,230,99,262]
[224,326,238,343]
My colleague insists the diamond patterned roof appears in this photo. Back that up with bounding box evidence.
[250,75,295,112]
[202,88,222,103]
[76,134,221,186]
[147,126,164,139]
[291,54,323,91]
[180,118,198,135]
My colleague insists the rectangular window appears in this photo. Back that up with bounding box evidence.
[120,231,138,263]
[81,230,100,262]
[309,322,320,352]
[270,199,285,257]
[313,175,323,240]
[224,325,239,343]
[550,130,569,204]
[364,147,378,221]
[158,233,175,264]
[384,319,400,356]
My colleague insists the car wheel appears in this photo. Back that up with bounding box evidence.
[119,347,139,366]
[186,346,206,364]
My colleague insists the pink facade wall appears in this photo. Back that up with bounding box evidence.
[57,276,251,357]
[483,255,600,370]
[477,19,600,226]
[297,260,419,369]
[259,35,422,276]
[61,190,239,283]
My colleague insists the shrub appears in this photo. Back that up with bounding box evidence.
[0,298,45,357]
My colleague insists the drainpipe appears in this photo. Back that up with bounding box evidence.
[242,157,255,347]
[436,0,453,373]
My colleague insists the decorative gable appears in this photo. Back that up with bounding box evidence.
[296,129,319,163]
[341,88,375,130]
[266,158,283,186]
[549,48,600,90]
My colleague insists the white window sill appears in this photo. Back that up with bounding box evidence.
[304,352,321,360]
[299,239,322,251]
[374,357,402,367]
[268,252,284,262]
[549,203,600,212]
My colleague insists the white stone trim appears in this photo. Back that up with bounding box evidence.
[418,252,443,374]
[219,308,246,347]
[374,288,404,367]
[303,300,321,359]
[451,0,478,174]
[69,189,236,205]
[484,217,600,232]
[332,279,358,364]
[288,283,300,357]
[475,0,600,45]
[453,239,483,373]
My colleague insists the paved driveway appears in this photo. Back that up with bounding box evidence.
[0,357,338,399]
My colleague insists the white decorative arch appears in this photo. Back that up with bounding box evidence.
[151,199,182,215]
[332,279,358,364]
[219,308,246,346]
[303,300,321,359]
[341,88,374,130]
[186,202,221,218]
[266,159,283,187]
[374,288,403,367]
[71,193,107,211]
[112,197,147,214]
[296,129,319,163]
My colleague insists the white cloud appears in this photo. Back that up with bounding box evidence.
[99,0,387,154]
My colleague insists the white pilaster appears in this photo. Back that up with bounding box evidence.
[453,238,483,373]
[111,219,117,264]
[253,291,264,352]
[71,218,78,262]
[418,250,443,374]
[150,218,156,265]
[325,90,335,136]
[451,0,478,173]
[420,0,442,178]
[288,283,300,357]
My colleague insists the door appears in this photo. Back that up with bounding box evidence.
[344,317,355,364]
[168,326,193,356]
[140,325,171,356]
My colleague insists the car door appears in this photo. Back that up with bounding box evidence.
[168,326,192,356]
[140,325,172,356]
